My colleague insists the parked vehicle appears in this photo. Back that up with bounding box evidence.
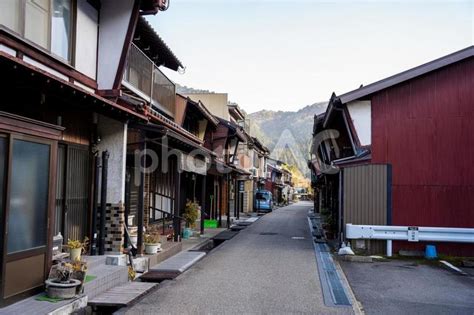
[254,190,273,212]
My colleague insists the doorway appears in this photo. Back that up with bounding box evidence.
[0,112,62,306]
[0,134,56,305]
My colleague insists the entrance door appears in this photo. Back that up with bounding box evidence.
[55,144,90,242]
[1,136,54,303]
[0,136,7,303]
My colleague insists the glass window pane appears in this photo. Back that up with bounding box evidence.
[25,0,51,49]
[51,0,71,60]
[0,137,6,226]
[0,0,21,33]
[7,140,50,254]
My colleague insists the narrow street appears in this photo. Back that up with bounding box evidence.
[124,202,353,314]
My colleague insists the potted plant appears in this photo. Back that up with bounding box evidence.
[71,260,88,294]
[45,262,81,299]
[321,208,337,239]
[183,200,199,239]
[67,237,88,261]
[144,233,161,254]
[129,233,138,246]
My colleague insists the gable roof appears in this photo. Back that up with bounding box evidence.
[217,117,246,142]
[324,46,474,127]
[228,103,245,121]
[134,17,184,71]
[340,46,473,104]
[177,93,219,127]
[251,136,270,154]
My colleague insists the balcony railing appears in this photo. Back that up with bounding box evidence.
[123,43,176,118]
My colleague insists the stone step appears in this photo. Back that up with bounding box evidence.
[237,221,252,226]
[146,241,183,267]
[83,263,129,298]
[149,251,206,273]
[244,217,259,223]
[230,225,246,231]
[88,282,157,308]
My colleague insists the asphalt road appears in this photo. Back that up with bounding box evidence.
[340,258,474,315]
[124,201,352,314]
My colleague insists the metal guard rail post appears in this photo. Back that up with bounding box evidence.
[345,224,474,257]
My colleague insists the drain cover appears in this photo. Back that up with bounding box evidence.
[259,232,278,235]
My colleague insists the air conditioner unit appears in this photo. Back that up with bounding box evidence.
[251,168,257,176]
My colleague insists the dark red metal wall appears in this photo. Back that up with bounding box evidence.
[371,57,474,256]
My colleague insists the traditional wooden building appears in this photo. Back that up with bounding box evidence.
[0,0,168,305]
[311,46,474,256]
[184,93,251,221]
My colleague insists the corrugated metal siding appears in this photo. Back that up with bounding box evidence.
[371,57,474,256]
[343,164,389,254]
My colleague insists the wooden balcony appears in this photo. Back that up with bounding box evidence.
[123,43,176,118]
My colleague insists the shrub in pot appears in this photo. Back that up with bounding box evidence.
[71,260,88,294]
[67,237,88,261]
[45,262,81,299]
[144,233,161,254]
[183,200,199,239]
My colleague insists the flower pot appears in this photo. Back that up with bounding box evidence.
[127,215,135,226]
[45,279,81,299]
[183,228,193,239]
[69,248,82,261]
[130,235,138,246]
[145,243,161,254]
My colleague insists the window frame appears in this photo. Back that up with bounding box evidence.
[2,0,76,64]
[0,116,60,305]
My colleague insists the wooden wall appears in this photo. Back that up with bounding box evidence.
[175,95,187,126]
[371,57,474,256]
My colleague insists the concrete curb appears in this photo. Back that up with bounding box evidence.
[333,257,366,315]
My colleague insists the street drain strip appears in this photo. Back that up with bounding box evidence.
[317,243,351,306]
[259,232,278,235]
[307,217,352,308]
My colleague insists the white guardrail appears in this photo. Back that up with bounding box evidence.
[345,224,474,257]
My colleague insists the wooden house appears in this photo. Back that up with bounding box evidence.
[311,46,474,255]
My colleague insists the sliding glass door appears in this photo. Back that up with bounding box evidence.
[0,136,7,302]
[1,135,54,303]
[7,139,50,254]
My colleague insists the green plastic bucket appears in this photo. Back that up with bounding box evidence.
[204,219,218,228]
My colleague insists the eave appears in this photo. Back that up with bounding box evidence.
[133,17,183,71]
[1,51,147,122]
[178,94,219,127]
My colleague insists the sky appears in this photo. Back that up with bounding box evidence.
[148,0,473,113]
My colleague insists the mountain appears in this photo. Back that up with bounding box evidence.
[176,84,326,178]
[248,102,327,178]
